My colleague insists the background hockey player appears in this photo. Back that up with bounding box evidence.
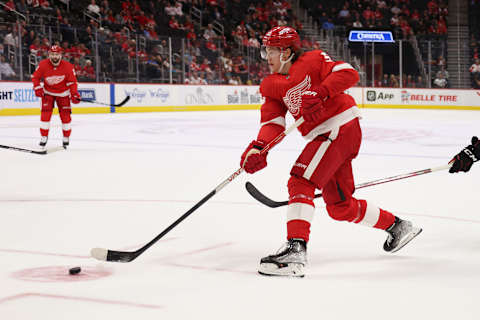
[240,26,423,277]
[32,45,80,148]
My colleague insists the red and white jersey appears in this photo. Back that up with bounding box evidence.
[32,59,78,97]
[469,63,480,73]
[259,50,360,140]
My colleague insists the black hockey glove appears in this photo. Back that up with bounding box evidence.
[449,136,480,173]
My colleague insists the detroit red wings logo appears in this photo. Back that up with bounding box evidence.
[45,75,65,86]
[282,75,311,116]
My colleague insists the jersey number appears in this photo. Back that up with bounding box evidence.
[321,52,333,62]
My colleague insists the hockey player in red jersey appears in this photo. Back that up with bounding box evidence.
[32,45,81,148]
[240,26,422,277]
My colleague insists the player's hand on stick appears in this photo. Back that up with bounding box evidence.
[241,140,268,174]
[71,92,81,104]
[300,90,325,123]
[449,136,480,173]
[34,87,44,98]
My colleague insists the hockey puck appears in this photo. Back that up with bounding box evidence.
[68,267,81,275]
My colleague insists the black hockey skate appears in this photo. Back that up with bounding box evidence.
[384,217,422,253]
[258,238,307,277]
[39,136,48,147]
[62,137,69,148]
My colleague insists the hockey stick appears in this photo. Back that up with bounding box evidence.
[90,118,306,263]
[0,144,65,155]
[246,163,452,208]
[80,95,130,107]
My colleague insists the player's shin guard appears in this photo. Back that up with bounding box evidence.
[62,122,71,138]
[326,199,395,230]
[287,176,316,242]
[351,200,396,230]
[40,110,52,139]
[258,176,315,277]
[328,199,422,252]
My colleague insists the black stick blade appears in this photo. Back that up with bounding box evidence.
[0,144,64,155]
[245,182,288,208]
[90,247,137,263]
[114,95,130,107]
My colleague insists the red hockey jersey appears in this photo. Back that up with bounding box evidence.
[258,50,360,141]
[32,59,78,97]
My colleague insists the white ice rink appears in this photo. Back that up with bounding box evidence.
[0,108,479,320]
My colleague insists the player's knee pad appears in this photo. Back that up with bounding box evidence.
[41,95,54,112]
[59,108,71,123]
[60,111,71,124]
[40,110,53,122]
[326,198,359,222]
[287,175,316,206]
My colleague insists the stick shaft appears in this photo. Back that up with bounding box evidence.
[80,96,129,107]
[99,118,305,262]
[349,164,450,194]
[247,164,451,208]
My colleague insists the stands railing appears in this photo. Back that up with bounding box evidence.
[212,20,224,37]
[83,10,101,27]
[190,7,202,29]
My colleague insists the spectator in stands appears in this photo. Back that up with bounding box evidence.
[436,55,446,67]
[164,2,176,17]
[389,74,399,87]
[436,66,449,80]
[24,30,36,49]
[145,55,162,79]
[416,75,425,88]
[173,1,183,17]
[59,17,75,44]
[16,0,27,13]
[73,57,82,77]
[469,58,480,76]
[0,55,16,80]
[322,18,334,30]
[3,26,18,48]
[29,37,42,56]
[380,74,389,87]
[406,75,416,87]
[433,72,448,88]
[184,71,206,84]
[437,16,447,34]
[472,47,479,60]
[338,5,351,23]
[200,57,213,75]
[203,24,217,41]
[39,0,51,10]
[470,58,480,86]
[82,59,95,80]
[353,17,363,28]
[227,75,238,85]
[79,25,95,46]
[87,0,100,15]
[473,73,480,89]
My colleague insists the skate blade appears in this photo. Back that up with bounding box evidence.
[258,263,305,277]
[390,227,423,253]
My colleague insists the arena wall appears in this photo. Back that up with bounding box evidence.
[0,81,479,116]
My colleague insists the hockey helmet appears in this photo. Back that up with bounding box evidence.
[261,26,300,60]
[49,45,63,54]
[262,26,301,50]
